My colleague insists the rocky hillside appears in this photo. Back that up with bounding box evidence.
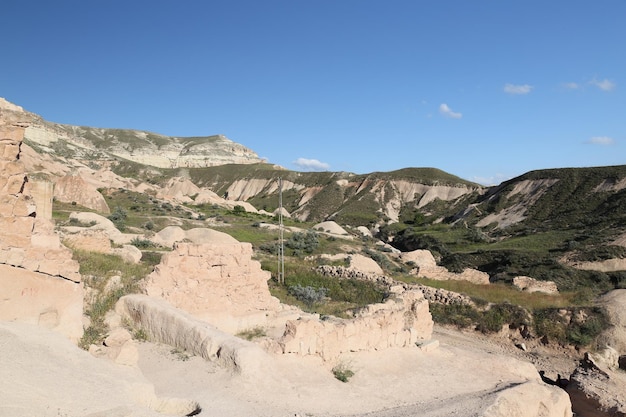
[3,97,625,290]
[1,98,264,168]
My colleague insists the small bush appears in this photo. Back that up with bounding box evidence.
[286,231,319,255]
[236,327,267,341]
[130,237,158,249]
[332,363,355,382]
[107,206,128,231]
[288,285,328,307]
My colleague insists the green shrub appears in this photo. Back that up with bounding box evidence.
[286,231,319,255]
[130,237,158,249]
[288,285,328,307]
[332,363,355,383]
[107,206,128,231]
[236,327,267,341]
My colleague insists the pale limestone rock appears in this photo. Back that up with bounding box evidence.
[113,244,143,264]
[66,211,141,245]
[348,253,383,274]
[0,321,199,416]
[401,249,438,268]
[483,381,573,417]
[184,227,239,244]
[117,294,273,376]
[313,220,349,236]
[273,206,291,218]
[401,249,490,284]
[513,276,559,294]
[104,327,133,348]
[573,257,626,273]
[54,172,110,213]
[356,226,372,237]
[152,225,238,248]
[153,225,187,247]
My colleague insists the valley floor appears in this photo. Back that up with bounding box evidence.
[0,322,574,417]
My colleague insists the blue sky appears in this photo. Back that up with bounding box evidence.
[2,1,624,184]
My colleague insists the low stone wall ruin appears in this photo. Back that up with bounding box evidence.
[280,290,433,360]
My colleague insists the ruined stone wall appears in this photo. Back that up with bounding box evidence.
[0,124,82,341]
[280,290,433,361]
[143,242,281,333]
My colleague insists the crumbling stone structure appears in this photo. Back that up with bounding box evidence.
[0,123,82,341]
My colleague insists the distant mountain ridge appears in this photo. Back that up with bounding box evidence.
[2,97,625,243]
[0,97,264,168]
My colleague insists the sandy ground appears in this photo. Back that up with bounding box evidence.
[0,322,574,417]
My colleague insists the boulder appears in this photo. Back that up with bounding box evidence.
[513,276,559,294]
[483,380,572,417]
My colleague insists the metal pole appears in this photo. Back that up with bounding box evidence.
[278,177,285,284]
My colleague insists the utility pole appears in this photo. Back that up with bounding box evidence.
[277,177,285,284]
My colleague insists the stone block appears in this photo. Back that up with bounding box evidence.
[0,264,83,342]
[0,125,25,142]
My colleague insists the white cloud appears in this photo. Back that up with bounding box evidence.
[563,82,579,90]
[586,136,615,146]
[439,103,462,119]
[293,157,330,171]
[503,83,534,95]
[590,78,616,92]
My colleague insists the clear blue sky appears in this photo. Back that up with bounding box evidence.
[2,1,624,184]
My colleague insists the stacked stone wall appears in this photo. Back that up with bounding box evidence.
[0,123,82,341]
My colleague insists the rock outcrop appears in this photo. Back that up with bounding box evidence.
[567,349,626,417]
[0,123,83,341]
[401,249,491,284]
[54,172,110,213]
[598,289,626,355]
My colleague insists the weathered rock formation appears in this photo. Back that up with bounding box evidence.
[567,349,626,417]
[117,294,272,376]
[151,225,239,248]
[401,249,491,284]
[0,123,83,341]
[54,172,110,213]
